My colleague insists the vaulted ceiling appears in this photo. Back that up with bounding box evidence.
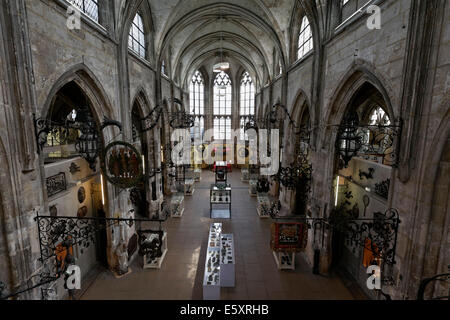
[117,0,313,90]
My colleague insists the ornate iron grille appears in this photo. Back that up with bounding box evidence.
[46,173,67,198]
[336,112,402,167]
[140,99,195,132]
[266,205,400,266]
[375,179,390,199]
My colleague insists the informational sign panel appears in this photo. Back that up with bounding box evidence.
[270,222,308,253]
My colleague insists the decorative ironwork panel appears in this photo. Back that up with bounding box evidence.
[46,173,67,197]
[375,179,390,199]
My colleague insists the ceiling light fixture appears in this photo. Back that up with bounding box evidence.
[213,8,229,73]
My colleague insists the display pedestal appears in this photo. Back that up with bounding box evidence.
[184,179,195,196]
[143,232,168,269]
[272,251,295,270]
[256,193,271,218]
[249,180,258,197]
[170,193,185,218]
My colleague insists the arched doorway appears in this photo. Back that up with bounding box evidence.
[330,82,396,298]
[40,80,111,278]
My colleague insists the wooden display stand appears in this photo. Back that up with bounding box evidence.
[143,232,168,269]
[272,251,295,270]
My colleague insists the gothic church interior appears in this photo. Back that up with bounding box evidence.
[0,0,448,301]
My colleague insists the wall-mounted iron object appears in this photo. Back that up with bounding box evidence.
[359,168,375,180]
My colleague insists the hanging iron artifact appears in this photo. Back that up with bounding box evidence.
[336,111,402,168]
[101,141,144,189]
[34,105,122,171]
[139,98,195,132]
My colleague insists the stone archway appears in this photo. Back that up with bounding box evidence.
[406,108,450,299]
[39,68,125,279]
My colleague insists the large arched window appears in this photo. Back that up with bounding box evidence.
[213,71,232,140]
[341,0,371,22]
[240,72,255,141]
[69,0,99,22]
[297,16,313,60]
[129,13,146,59]
[190,71,205,141]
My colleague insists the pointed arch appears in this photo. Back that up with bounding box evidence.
[322,61,398,150]
[41,64,115,124]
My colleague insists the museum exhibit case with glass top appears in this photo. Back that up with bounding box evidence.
[203,223,235,300]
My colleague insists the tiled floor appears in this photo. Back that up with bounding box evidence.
[80,169,356,300]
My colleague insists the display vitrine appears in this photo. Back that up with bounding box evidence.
[203,223,235,300]
[241,167,250,182]
[194,168,202,182]
[169,193,185,218]
[210,184,231,219]
[249,179,258,197]
[184,178,195,196]
[256,193,271,218]
[220,234,235,287]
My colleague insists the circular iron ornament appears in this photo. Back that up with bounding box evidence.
[101,141,144,189]
[78,187,86,204]
[238,147,249,158]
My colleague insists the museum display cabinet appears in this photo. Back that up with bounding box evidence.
[184,178,195,196]
[203,223,235,300]
[169,192,185,218]
[249,179,258,197]
[256,193,272,218]
[210,184,232,219]
[241,167,250,182]
[193,168,202,182]
[220,234,235,287]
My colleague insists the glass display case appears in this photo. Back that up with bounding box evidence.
[184,178,195,196]
[169,193,185,218]
[210,184,231,219]
[249,179,258,197]
[194,168,202,182]
[203,223,222,300]
[203,223,235,299]
[256,193,271,218]
[241,167,250,182]
[220,234,235,287]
